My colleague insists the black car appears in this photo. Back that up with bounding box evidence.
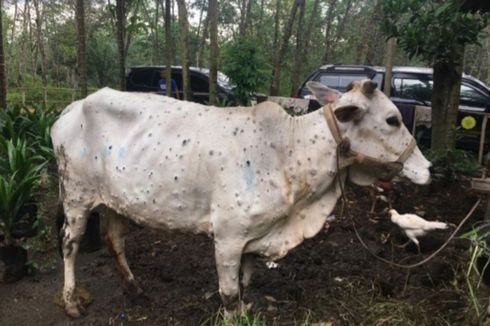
[126,65,236,105]
[297,64,490,155]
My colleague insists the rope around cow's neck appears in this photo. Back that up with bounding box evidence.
[334,145,481,269]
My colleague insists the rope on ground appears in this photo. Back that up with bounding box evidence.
[351,197,481,269]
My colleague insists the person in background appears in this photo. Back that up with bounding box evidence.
[159,69,180,99]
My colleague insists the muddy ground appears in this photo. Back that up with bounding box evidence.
[0,177,488,325]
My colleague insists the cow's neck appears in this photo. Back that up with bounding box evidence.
[285,109,343,202]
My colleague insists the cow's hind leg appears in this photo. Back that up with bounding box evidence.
[101,208,142,297]
[61,205,90,318]
[241,254,257,289]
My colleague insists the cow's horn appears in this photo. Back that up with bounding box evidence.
[362,80,377,96]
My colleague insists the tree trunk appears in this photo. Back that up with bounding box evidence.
[303,0,321,51]
[322,0,337,64]
[165,0,172,97]
[176,0,191,101]
[431,47,464,151]
[124,1,141,60]
[8,0,18,84]
[290,0,321,97]
[238,0,247,37]
[115,0,126,90]
[257,0,265,39]
[327,0,352,63]
[33,0,47,106]
[18,0,28,86]
[33,0,47,87]
[239,0,253,37]
[270,0,300,96]
[197,12,209,68]
[272,0,281,50]
[289,0,305,97]
[75,0,88,98]
[0,0,7,110]
[151,0,160,64]
[27,2,36,77]
[383,38,395,97]
[208,0,219,105]
[196,2,205,40]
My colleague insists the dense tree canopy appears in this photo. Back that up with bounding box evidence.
[0,0,488,107]
[382,0,489,151]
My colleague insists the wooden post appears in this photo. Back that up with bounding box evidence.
[479,114,488,165]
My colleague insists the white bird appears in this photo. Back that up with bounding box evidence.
[389,209,448,253]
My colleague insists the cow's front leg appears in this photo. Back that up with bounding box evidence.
[214,240,244,317]
[61,205,89,318]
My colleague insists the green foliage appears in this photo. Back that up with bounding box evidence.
[0,139,45,245]
[0,106,58,164]
[460,226,490,323]
[0,106,57,245]
[426,148,480,182]
[87,31,119,88]
[25,109,57,164]
[207,311,269,326]
[0,106,33,142]
[221,37,269,105]
[382,0,490,65]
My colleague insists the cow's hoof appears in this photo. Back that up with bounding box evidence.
[56,287,91,318]
[65,304,82,318]
[126,282,144,297]
[65,299,87,318]
[223,300,251,320]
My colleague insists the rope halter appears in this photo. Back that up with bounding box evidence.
[323,104,417,180]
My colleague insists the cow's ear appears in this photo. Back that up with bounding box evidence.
[334,105,365,122]
[306,81,341,105]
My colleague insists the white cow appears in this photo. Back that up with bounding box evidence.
[51,80,430,317]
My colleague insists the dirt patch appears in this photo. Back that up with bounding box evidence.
[0,178,487,325]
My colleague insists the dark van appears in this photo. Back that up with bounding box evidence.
[126,65,236,105]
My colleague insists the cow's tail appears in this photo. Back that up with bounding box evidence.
[56,201,65,258]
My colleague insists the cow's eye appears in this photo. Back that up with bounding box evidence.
[386,116,400,127]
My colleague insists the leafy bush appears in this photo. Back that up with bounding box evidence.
[0,139,45,245]
[0,106,57,164]
[221,37,269,105]
[24,108,57,163]
[460,225,490,323]
[0,106,33,141]
[426,148,480,182]
[0,105,57,245]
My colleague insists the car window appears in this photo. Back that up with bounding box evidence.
[318,75,341,89]
[129,70,154,88]
[460,84,488,107]
[191,74,209,93]
[317,74,370,92]
[393,77,432,103]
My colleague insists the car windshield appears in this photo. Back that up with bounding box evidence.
[393,77,433,103]
[318,73,383,92]
[197,68,233,90]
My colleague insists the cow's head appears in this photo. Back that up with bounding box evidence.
[307,80,431,185]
